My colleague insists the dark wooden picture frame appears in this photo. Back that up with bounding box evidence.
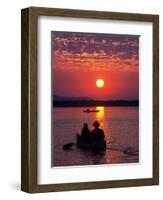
[21,7,159,193]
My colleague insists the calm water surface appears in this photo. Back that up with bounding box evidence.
[52,106,139,167]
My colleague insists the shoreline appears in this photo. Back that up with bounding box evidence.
[53,100,139,107]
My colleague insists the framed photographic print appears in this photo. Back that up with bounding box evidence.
[21,7,159,193]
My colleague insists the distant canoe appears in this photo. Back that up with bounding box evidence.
[83,109,100,113]
[76,134,106,152]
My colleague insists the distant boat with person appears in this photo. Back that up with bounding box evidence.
[83,108,100,113]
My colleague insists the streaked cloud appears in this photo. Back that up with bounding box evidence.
[52,31,139,72]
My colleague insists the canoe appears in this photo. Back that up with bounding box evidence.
[76,134,106,152]
[83,110,100,113]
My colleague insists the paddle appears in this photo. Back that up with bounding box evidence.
[63,142,74,150]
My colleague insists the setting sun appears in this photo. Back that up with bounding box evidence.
[96,79,104,88]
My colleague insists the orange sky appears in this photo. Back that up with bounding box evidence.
[52,31,139,100]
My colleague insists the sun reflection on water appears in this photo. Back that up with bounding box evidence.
[96,106,108,132]
[96,106,104,120]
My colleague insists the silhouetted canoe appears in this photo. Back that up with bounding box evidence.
[83,109,100,113]
[76,134,106,152]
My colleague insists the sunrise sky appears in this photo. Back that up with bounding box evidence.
[52,31,139,100]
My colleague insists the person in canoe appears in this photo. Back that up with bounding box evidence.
[81,123,91,141]
[91,121,105,142]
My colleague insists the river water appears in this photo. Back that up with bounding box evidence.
[52,106,139,167]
